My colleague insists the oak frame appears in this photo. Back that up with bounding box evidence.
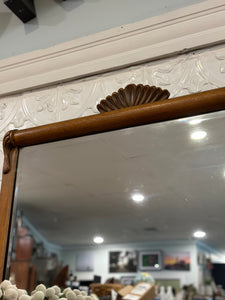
[1,87,225,280]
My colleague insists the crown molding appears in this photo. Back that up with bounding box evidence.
[0,0,225,97]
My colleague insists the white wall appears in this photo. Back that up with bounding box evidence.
[0,0,205,60]
[61,240,198,288]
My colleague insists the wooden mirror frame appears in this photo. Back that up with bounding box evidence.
[1,86,225,281]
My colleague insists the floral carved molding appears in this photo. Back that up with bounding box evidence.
[0,44,225,178]
[2,83,171,174]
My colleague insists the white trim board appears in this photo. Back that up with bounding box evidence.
[0,0,225,97]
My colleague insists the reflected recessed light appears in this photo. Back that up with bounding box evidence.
[154,264,159,268]
[189,119,203,125]
[193,230,206,238]
[132,193,144,202]
[178,118,188,123]
[93,236,104,244]
[191,130,207,140]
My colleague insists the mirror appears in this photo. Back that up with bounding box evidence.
[1,85,225,299]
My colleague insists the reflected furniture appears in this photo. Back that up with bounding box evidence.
[1,84,225,285]
[90,283,123,297]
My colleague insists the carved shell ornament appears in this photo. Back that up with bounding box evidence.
[2,84,170,174]
[97,84,170,113]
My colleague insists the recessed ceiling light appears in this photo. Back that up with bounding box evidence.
[189,119,203,125]
[193,230,206,238]
[93,236,104,244]
[191,130,207,140]
[132,193,144,202]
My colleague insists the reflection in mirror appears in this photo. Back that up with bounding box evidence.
[8,110,225,297]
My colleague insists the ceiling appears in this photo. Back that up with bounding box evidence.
[15,110,225,251]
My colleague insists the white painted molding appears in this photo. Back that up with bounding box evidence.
[0,0,225,97]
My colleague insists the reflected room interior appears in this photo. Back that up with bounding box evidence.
[7,110,225,299]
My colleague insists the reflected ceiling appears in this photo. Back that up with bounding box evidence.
[15,110,225,250]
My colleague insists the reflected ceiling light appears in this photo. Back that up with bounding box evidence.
[132,193,144,202]
[191,130,207,140]
[93,236,104,244]
[193,230,206,238]
[178,118,187,122]
[154,264,159,268]
[189,119,203,125]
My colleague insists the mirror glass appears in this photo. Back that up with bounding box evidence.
[7,110,225,295]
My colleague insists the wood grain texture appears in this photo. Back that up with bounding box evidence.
[9,87,225,149]
[1,87,225,280]
[0,148,18,280]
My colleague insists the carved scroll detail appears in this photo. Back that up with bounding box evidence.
[97,84,170,113]
[3,130,18,174]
